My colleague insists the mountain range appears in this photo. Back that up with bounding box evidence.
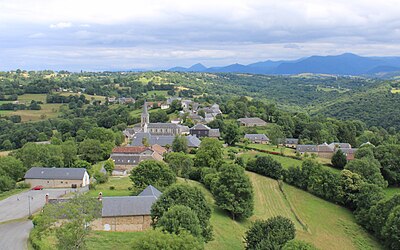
[168,53,400,75]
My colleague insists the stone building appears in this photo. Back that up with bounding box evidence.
[189,124,220,138]
[296,142,357,160]
[24,167,90,188]
[110,146,163,176]
[244,134,269,144]
[92,185,161,232]
[237,117,267,127]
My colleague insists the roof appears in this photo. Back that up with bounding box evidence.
[191,124,211,130]
[237,117,267,124]
[131,133,200,148]
[329,142,352,149]
[102,185,161,217]
[296,145,318,152]
[148,123,179,129]
[209,129,221,138]
[112,146,150,154]
[337,148,358,154]
[102,196,157,217]
[245,134,269,141]
[285,138,299,144]
[138,185,162,198]
[24,167,87,180]
[110,155,142,166]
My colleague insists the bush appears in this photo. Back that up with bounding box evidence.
[246,155,283,179]
[16,182,30,189]
[94,172,108,184]
[109,186,115,190]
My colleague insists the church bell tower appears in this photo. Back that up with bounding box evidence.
[141,101,150,128]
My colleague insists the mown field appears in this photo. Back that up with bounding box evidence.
[84,172,381,250]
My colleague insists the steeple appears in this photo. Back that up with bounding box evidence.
[141,101,150,128]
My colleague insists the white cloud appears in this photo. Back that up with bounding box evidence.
[49,22,72,29]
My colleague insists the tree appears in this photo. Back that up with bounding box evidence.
[331,149,347,169]
[345,159,387,188]
[222,122,240,146]
[338,170,364,209]
[131,229,203,250]
[367,194,400,238]
[244,216,296,250]
[156,205,202,239]
[73,159,91,170]
[61,140,78,167]
[211,164,254,220]
[172,136,188,153]
[246,155,283,179]
[103,159,115,174]
[267,124,285,147]
[354,183,385,227]
[130,160,176,190]
[382,206,400,249]
[79,139,108,163]
[0,156,25,181]
[282,240,318,250]
[151,183,213,241]
[164,152,194,178]
[169,100,182,112]
[194,138,223,169]
[150,109,169,123]
[198,110,206,118]
[32,195,101,250]
[373,144,400,185]
[355,147,374,159]
[0,175,16,192]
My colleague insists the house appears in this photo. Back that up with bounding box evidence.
[237,117,267,127]
[161,104,170,110]
[92,185,161,232]
[244,134,269,144]
[189,124,220,138]
[283,138,299,148]
[131,132,201,148]
[110,146,163,176]
[24,167,89,188]
[166,97,182,105]
[118,97,135,104]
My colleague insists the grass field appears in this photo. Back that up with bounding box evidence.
[391,88,400,93]
[10,103,63,122]
[146,90,169,96]
[188,172,381,250]
[86,176,134,197]
[59,92,107,102]
[0,188,29,201]
[86,231,144,250]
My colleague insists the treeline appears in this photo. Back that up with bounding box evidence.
[0,101,41,110]
[243,153,400,249]
[46,94,88,104]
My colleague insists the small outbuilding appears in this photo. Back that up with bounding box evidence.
[24,167,89,188]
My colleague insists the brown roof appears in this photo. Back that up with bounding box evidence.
[112,146,150,154]
[151,144,167,155]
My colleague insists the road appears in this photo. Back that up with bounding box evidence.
[0,188,80,249]
[0,188,72,223]
[0,220,33,250]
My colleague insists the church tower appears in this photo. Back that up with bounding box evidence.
[141,101,150,128]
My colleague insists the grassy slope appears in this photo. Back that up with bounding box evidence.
[86,176,133,197]
[186,172,380,250]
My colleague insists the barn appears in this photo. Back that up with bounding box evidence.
[24,167,90,188]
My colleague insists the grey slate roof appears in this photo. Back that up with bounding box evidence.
[191,124,211,130]
[24,167,87,180]
[209,129,221,138]
[245,134,269,141]
[285,138,299,144]
[329,142,352,149]
[102,185,162,217]
[237,117,267,125]
[296,145,318,153]
[148,123,179,129]
[102,196,157,217]
[131,133,201,148]
[138,185,162,198]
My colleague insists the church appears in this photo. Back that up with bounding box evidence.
[140,102,189,136]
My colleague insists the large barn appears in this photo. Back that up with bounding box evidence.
[24,167,90,188]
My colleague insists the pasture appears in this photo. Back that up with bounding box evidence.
[86,176,133,198]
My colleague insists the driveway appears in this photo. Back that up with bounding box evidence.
[0,220,33,250]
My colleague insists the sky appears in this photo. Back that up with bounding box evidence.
[1,0,400,71]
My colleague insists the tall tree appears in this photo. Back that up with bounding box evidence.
[130,160,176,191]
[331,149,347,169]
[211,164,254,220]
[194,138,223,169]
[222,122,240,146]
[172,136,188,153]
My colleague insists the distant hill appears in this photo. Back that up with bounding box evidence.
[168,53,400,76]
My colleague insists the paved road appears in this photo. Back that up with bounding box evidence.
[0,220,33,250]
[0,189,72,223]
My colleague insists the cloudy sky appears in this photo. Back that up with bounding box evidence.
[1,0,400,71]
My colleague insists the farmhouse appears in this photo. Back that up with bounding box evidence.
[92,185,161,232]
[244,134,269,144]
[237,117,267,127]
[190,124,221,138]
[283,138,299,148]
[110,146,163,176]
[24,167,89,188]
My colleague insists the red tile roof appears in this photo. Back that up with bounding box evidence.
[112,146,150,154]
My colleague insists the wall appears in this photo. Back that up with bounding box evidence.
[92,215,152,232]
[25,178,84,188]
